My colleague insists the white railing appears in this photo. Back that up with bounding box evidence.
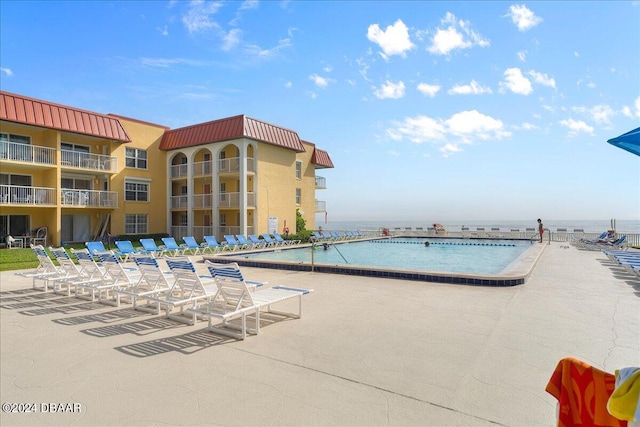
[170,226,188,240]
[192,226,215,241]
[218,192,255,208]
[61,150,117,172]
[218,157,240,173]
[170,195,188,209]
[316,200,326,212]
[193,161,213,176]
[60,189,118,207]
[193,193,213,208]
[315,175,326,189]
[170,164,188,178]
[0,185,56,205]
[0,141,56,165]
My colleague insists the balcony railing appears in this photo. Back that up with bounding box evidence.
[193,161,213,176]
[193,193,213,208]
[170,195,188,209]
[0,185,57,205]
[316,200,326,212]
[0,141,56,166]
[60,150,117,173]
[170,164,188,179]
[169,226,188,240]
[315,175,326,189]
[218,157,255,173]
[218,192,255,208]
[60,189,118,207]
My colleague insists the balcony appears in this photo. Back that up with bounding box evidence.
[170,195,188,209]
[61,150,117,173]
[0,185,57,205]
[315,200,326,213]
[60,189,118,207]
[170,164,188,179]
[193,193,213,209]
[218,192,255,208]
[0,141,56,166]
[315,175,326,189]
[218,157,255,174]
[193,160,213,177]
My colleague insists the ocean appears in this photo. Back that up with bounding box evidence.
[318,219,640,234]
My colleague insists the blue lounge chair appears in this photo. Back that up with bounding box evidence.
[248,234,266,248]
[85,241,106,255]
[140,238,166,257]
[182,236,208,255]
[261,234,280,247]
[224,235,248,250]
[311,231,325,241]
[203,235,226,252]
[273,232,300,245]
[115,240,149,262]
[161,237,186,256]
[236,235,257,250]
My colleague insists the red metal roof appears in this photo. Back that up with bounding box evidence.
[160,115,306,152]
[0,91,131,142]
[311,147,334,169]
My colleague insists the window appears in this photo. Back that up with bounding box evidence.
[125,179,149,201]
[295,161,302,179]
[219,213,226,226]
[220,182,226,201]
[179,214,187,227]
[125,214,148,234]
[125,147,147,169]
[0,133,31,145]
[295,188,301,205]
[61,177,91,189]
[61,142,90,153]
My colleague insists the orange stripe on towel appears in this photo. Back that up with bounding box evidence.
[546,357,626,427]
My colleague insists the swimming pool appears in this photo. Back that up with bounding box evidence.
[207,237,545,287]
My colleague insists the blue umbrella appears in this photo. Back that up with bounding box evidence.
[607,127,640,156]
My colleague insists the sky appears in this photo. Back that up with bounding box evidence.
[1,1,639,223]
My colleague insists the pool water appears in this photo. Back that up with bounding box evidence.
[241,238,532,275]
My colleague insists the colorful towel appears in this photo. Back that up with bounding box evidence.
[608,367,640,422]
[546,357,626,426]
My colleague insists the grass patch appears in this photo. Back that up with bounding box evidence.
[0,248,39,272]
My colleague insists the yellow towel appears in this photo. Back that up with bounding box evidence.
[608,367,640,422]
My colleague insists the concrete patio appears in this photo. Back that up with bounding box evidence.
[1,243,638,426]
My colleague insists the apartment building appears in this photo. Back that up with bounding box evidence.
[0,91,333,247]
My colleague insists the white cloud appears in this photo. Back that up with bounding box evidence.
[506,4,543,31]
[366,19,414,59]
[448,80,492,95]
[182,1,223,34]
[499,67,533,95]
[239,0,259,10]
[374,80,406,99]
[309,73,332,89]
[323,65,333,73]
[621,105,632,118]
[284,81,292,89]
[139,57,204,68]
[417,83,441,97]
[221,28,242,51]
[387,110,510,155]
[388,150,401,157]
[528,70,556,88]
[517,122,538,131]
[572,104,616,125]
[0,67,13,76]
[517,50,527,62]
[559,118,594,137]
[159,25,169,36]
[243,36,292,58]
[635,96,640,118]
[427,12,489,56]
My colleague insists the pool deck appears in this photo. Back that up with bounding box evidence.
[1,242,638,426]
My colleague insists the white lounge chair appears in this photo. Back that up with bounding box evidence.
[91,251,143,305]
[192,265,310,340]
[48,246,103,296]
[16,245,61,288]
[115,254,173,312]
[146,257,219,325]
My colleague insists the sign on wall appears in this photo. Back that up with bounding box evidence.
[268,216,278,234]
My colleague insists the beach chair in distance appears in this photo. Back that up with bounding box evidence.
[160,237,187,256]
[115,240,149,262]
[146,258,220,325]
[203,235,226,252]
[274,232,299,245]
[93,251,143,305]
[236,235,257,250]
[182,236,208,255]
[260,234,279,247]
[248,234,266,248]
[191,263,310,339]
[140,238,166,257]
[224,235,247,251]
[310,231,325,242]
[44,247,86,295]
[86,241,106,255]
[70,248,110,300]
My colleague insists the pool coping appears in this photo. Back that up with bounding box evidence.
[203,238,548,287]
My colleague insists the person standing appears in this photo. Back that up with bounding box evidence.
[537,218,544,243]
